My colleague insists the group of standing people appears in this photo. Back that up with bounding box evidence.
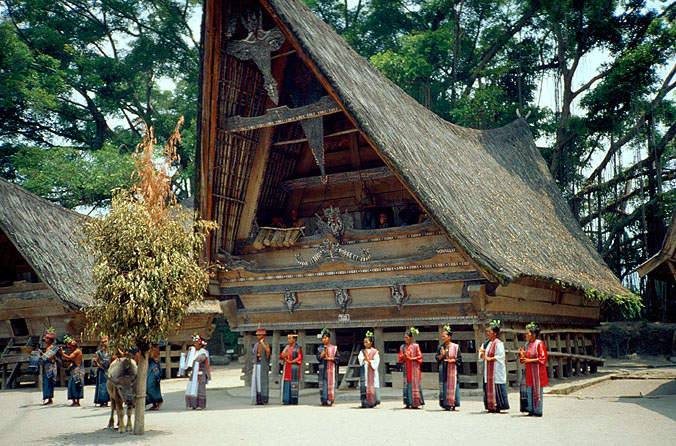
[38,330,164,411]
[247,327,381,408]
[246,321,548,416]
[37,322,548,417]
[38,328,86,407]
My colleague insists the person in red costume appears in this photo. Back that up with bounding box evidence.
[519,322,549,417]
[280,332,303,405]
[398,327,424,408]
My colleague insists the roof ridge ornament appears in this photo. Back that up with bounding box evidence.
[225,11,285,105]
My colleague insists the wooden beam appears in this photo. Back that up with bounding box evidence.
[218,271,483,295]
[272,128,359,146]
[235,127,273,242]
[280,166,393,191]
[225,96,340,132]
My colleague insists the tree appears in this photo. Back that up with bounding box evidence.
[79,119,217,435]
[0,0,202,205]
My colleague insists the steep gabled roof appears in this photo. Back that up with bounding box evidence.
[260,0,629,298]
[0,178,94,309]
[0,179,223,317]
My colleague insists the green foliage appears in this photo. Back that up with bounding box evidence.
[79,120,217,353]
[11,144,135,209]
[80,188,216,351]
[0,0,201,204]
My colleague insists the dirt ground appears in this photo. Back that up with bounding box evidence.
[2,364,675,446]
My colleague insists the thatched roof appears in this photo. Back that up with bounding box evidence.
[0,179,222,317]
[261,0,630,298]
[0,178,93,309]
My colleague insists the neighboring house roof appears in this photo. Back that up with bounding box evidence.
[0,178,221,316]
[0,178,93,309]
[257,0,630,298]
[637,211,676,281]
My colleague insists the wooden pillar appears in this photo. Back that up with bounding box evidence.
[374,327,385,388]
[270,330,281,388]
[514,329,523,387]
[544,334,553,379]
[564,333,572,377]
[473,324,485,389]
[297,330,307,389]
[163,342,171,379]
[555,331,564,379]
[243,332,252,387]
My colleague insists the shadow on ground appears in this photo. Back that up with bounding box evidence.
[36,428,170,445]
[617,380,676,422]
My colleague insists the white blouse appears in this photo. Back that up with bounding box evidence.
[480,340,506,384]
[358,349,380,388]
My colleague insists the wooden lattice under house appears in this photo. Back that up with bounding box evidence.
[197,0,637,390]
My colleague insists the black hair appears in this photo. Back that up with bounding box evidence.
[527,326,541,337]
[404,329,413,337]
[489,325,500,335]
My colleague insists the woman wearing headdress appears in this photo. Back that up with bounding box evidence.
[398,327,424,408]
[92,334,111,407]
[519,322,548,417]
[358,330,380,408]
[249,327,271,405]
[62,335,84,407]
[479,320,509,413]
[185,334,210,410]
[437,325,462,411]
[38,327,61,405]
[146,341,164,410]
[280,332,303,405]
[316,328,341,406]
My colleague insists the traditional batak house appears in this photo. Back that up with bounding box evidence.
[0,179,221,388]
[197,0,635,389]
[637,211,676,320]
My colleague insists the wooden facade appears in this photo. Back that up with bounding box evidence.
[198,0,632,388]
[0,179,221,389]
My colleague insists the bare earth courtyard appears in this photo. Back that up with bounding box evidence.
[2,364,675,446]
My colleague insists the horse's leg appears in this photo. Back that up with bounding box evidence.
[117,401,125,433]
[107,402,115,429]
[125,404,133,433]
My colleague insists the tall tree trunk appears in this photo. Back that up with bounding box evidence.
[645,117,667,321]
[134,350,148,435]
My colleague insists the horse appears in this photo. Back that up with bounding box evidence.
[106,357,137,433]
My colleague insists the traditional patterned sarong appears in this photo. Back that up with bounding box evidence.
[438,342,461,410]
[520,339,547,416]
[281,344,302,405]
[93,349,111,405]
[146,357,163,405]
[40,345,59,400]
[484,339,509,412]
[359,348,380,408]
[317,344,339,404]
[186,348,210,409]
[67,364,85,400]
[399,343,424,408]
[250,342,270,404]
